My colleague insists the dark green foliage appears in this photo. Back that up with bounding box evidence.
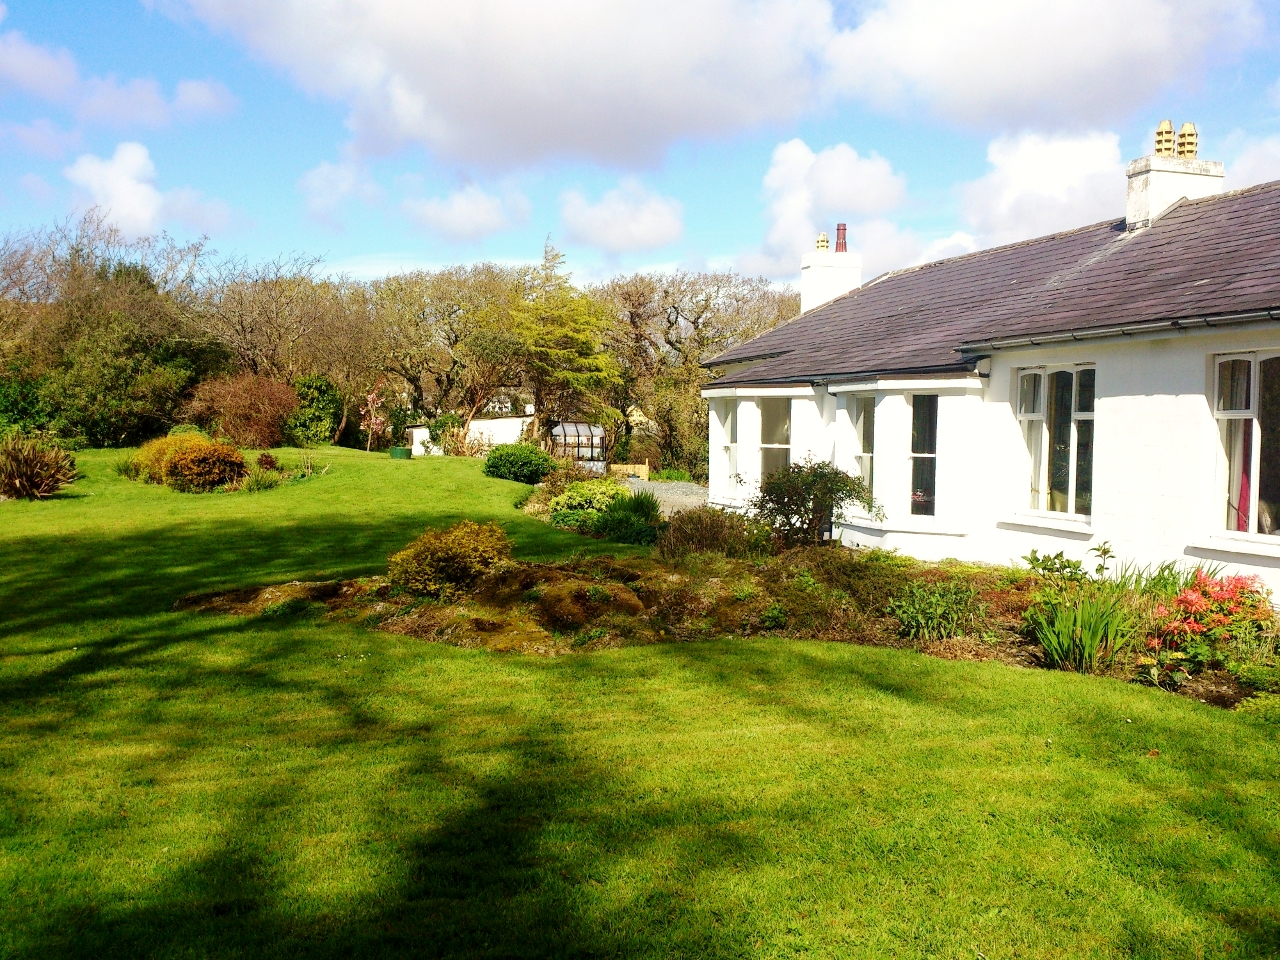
[888,581,987,642]
[0,362,53,434]
[284,375,342,446]
[760,602,788,629]
[657,506,770,560]
[387,403,412,447]
[593,492,662,544]
[750,459,878,548]
[484,443,556,484]
[0,430,77,499]
[40,319,200,447]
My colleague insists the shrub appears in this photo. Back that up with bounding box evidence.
[0,430,77,500]
[130,434,245,492]
[427,413,464,443]
[187,374,299,448]
[550,508,600,533]
[387,520,512,598]
[284,375,342,446]
[657,506,770,560]
[164,440,246,493]
[1151,570,1274,660]
[750,459,879,548]
[541,459,596,496]
[1024,582,1136,673]
[484,443,556,484]
[650,468,694,483]
[549,478,626,513]
[594,492,663,544]
[240,466,282,493]
[888,581,987,642]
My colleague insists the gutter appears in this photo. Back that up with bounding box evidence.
[959,307,1280,353]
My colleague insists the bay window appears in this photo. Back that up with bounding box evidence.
[910,394,937,515]
[760,398,791,479]
[1016,366,1094,516]
[852,395,874,488]
[1215,353,1280,535]
[721,400,738,477]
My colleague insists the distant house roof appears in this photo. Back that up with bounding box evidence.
[709,181,1280,387]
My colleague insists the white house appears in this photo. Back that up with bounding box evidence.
[704,123,1280,587]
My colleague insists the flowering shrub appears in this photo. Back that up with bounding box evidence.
[1138,571,1275,688]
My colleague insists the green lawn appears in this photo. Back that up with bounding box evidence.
[2,448,1279,959]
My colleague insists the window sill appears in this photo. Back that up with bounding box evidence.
[836,516,969,537]
[1187,534,1280,560]
[998,511,1093,535]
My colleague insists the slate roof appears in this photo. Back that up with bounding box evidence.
[710,180,1280,386]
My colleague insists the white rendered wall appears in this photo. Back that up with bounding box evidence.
[800,250,861,313]
[709,325,1280,590]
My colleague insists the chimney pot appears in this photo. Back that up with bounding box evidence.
[1154,120,1175,157]
[835,223,847,253]
[815,232,829,251]
[1176,122,1198,159]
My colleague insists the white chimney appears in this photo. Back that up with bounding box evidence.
[800,223,861,312]
[1126,121,1224,230]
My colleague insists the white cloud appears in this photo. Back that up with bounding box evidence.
[63,142,231,238]
[5,118,79,158]
[173,78,237,117]
[561,180,683,254]
[0,7,234,130]
[959,132,1125,248]
[165,0,832,165]
[1226,137,1280,190]
[160,0,1259,166]
[826,0,1261,128]
[750,138,909,276]
[403,184,530,241]
[297,160,380,224]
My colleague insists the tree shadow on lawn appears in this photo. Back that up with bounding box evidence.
[1,513,608,641]
[10,700,772,960]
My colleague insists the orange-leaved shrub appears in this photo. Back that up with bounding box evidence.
[186,374,299,449]
[0,431,77,500]
[387,520,512,598]
[130,433,245,492]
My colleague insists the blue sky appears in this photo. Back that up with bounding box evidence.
[2,1,1280,284]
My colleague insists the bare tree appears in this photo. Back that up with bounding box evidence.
[194,255,325,380]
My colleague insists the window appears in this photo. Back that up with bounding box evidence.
[759,398,791,479]
[1016,366,1095,516]
[1215,353,1280,535]
[910,394,937,515]
[721,400,738,477]
[852,395,874,488]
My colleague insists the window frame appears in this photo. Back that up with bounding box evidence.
[1015,363,1095,517]
[851,394,875,490]
[1213,351,1280,536]
[909,393,938,516]
[720,399,738,478]
[758,397,792,480]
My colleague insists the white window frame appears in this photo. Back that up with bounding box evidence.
[908,393,938,517]
[759,397,792,479]
[1016,364,1095,517]
[721,399,738,478]
[851,395,875,490]
[1213,351,1280,536]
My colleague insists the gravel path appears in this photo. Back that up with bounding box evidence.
[624,478,708,517]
